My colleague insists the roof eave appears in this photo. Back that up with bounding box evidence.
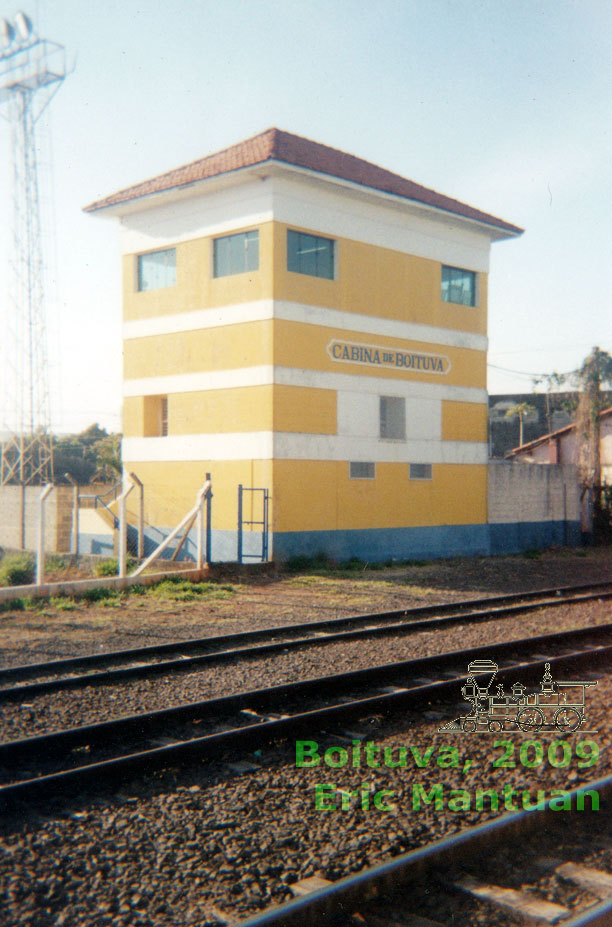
[84,157,523,240]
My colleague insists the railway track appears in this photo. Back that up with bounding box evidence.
[1,620,611,807]
[237,771,612,927]
[1,581,611,703]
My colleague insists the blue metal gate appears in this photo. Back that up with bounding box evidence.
[237,484,269,563]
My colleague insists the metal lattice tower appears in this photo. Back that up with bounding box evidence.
[0,12,67,485]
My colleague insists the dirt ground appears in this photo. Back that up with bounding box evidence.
[0,546,611,668]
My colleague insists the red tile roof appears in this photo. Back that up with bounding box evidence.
[84,128,523,234]
[507,405,612,457]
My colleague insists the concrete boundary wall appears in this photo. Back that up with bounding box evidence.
[0,485,72,552]
[0,567,209,604]
[488,461,581,554]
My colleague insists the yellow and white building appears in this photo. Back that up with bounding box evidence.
[86,129,523,562]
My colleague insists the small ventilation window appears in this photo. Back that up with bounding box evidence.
[409,463,432,480]
[350,462,375,480]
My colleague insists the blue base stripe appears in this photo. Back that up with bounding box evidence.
[272,521,582,563]
[78,521,583,564]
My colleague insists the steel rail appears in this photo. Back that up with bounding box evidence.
[1,621,611,806]
[1,581,611,703]
[236,771,612,927]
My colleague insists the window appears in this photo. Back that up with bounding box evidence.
[143,395,168,436]
[350,462,375,480]
[159,396,168,437]
[380,396,406,440]
[137,248,176,292]
[410,463,432,480]
[287,229,334,279]
[441,265,476,307]
[213,230,259,277]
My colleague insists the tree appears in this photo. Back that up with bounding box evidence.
[532,372,576,435]
[53,424,122,485]
[93,433,122,482]
[573,347,612,504]
[504,402,536,447]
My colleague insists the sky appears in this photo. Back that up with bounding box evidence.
[0,0,610,434]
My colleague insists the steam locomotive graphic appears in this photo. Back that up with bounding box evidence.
[440,660,597,734]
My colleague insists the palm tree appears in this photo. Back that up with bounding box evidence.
[504,402,536,447]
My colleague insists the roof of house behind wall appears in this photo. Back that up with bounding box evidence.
[84,127,523,235]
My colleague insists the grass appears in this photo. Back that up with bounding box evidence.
[49,596,78,611]
[0,553,35,587]
[94,557,138,577]
[148,579,235,602]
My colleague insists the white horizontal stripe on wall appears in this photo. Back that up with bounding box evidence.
[123,433,274,462]
[118,172,496,269]
[122,433,487,465]
[123,365,487,405]
[120,180,275,254]
[123,299,488,352]
[123,302,274,340]
[123,366,275,397]
[274,302,488,351]
[271,173,492,271]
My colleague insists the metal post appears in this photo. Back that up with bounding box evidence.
[129,471,144,559]
[36,483,54,585]
[263,489,269,561]
[237,484,243,564]
[205,472,212,565]
[118,480,135,577]
[196,494,204,570]
[20,482,26,549]
[64,472,79,555]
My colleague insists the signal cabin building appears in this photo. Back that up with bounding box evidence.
[85,129,523,562]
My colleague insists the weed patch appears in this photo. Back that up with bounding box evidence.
[50,596,78,611]
[82,587,120,603]
[94,557,137,577]
[0,553,35,587]
[148,580,235,602]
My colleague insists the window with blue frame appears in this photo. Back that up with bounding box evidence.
[441,265,476,307]
[287,229,335,280]
[137,248,177,292]
[213,229,259,277]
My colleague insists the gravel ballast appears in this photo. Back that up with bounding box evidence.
[1,548,611,926]
[0,599,611,742]
[1,665,610,926]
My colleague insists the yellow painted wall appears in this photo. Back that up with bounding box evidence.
[272,460,487,532]
[272,222,487,335]
[121,216,490,543]
[442,401,488,443]
[123,222,275,321]
[170,387,274,435]
[273,319,486,390]
[123,319,274,379]
[272,385,337,434]
[124,459,273,531]
[123,221,486,336]
[123,456,486,537]
[125,385,337,437]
